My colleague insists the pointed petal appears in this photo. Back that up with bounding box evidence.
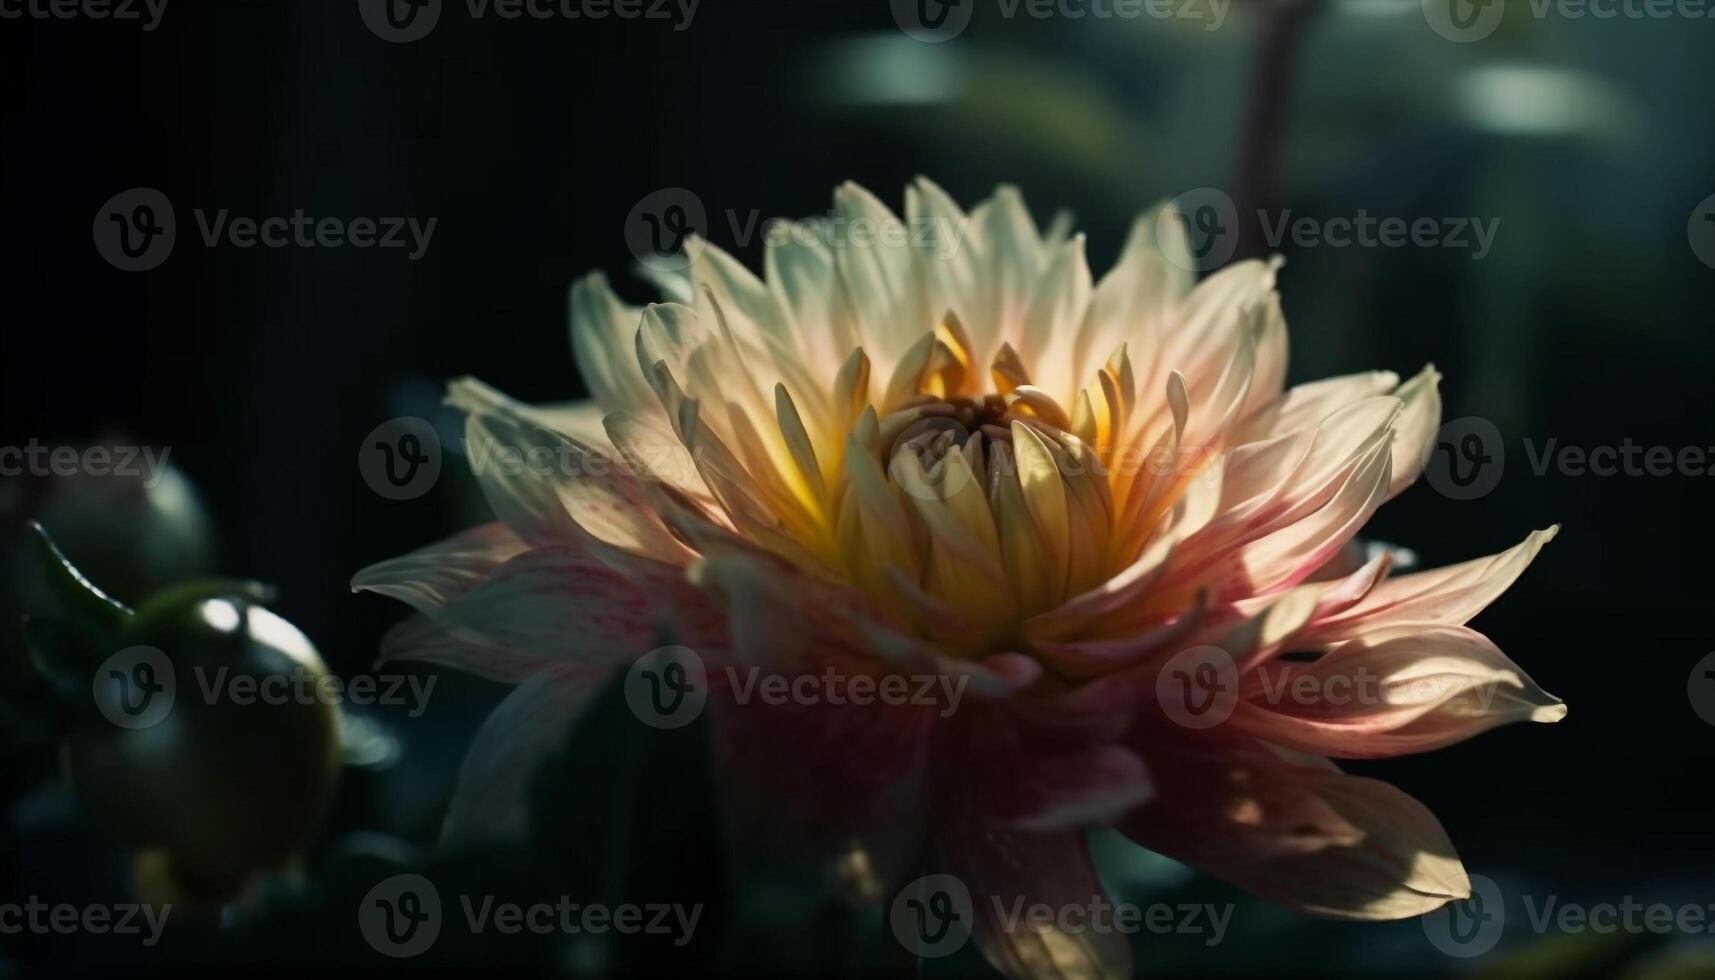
[1306,526,1559,643]
[384,547,703,671]
[568,273,652,415]
[1387,364,1442,500]
[442,664,601,845]
[1122,744,1471,920]
[1232,624,1566,758]
[351,523,527,615]
[941,825,1132,980]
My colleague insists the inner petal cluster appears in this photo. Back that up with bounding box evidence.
[822,320,1142,656]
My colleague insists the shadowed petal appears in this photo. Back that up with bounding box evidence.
[351,523,527,616]
[1305,526,1559,643]
[1121,743,1470,920]
[941,823,1132,980]
[1231,623,1566,758]
[442,663,602,845]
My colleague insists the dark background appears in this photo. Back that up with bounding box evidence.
[3,0,1713,975]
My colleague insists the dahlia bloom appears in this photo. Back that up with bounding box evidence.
[355,179,1563,978]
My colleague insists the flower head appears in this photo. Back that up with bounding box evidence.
[356,179,1563,980]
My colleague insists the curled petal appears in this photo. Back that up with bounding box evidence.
[1232,624,1566,758]
[569,272,654,416]
[1305,526,1559,643]
[351,523,526,616]
[1122,744,1471,920]
[380,546,716,678]
[1385,364,1442,500]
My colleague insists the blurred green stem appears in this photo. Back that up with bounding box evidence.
[1234,0,1325,261]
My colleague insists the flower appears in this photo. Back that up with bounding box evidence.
[354,179,1564,979]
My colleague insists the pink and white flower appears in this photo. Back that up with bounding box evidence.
[355,179,1564,979]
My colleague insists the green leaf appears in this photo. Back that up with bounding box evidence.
[16,523,133,684]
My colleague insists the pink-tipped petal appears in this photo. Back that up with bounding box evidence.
[1231,623,1566,758]
[1305,526,1559,643]
[351,523,527,616]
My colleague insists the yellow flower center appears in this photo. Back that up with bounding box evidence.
[785,315,1163,657]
